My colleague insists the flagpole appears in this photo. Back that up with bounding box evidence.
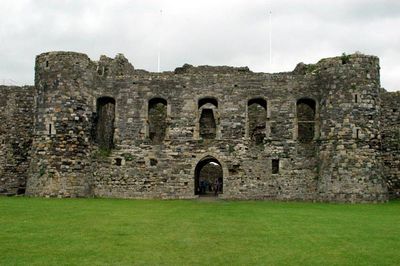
[269,11,272,71]
[157,9,162,73]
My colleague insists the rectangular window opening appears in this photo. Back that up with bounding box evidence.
[272,159,279,174]
[354,94,358,103]
[150,158,158,166]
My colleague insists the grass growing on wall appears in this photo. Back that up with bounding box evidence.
[0,197,399,265]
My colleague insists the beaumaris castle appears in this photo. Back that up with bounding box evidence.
[0,51,399,202]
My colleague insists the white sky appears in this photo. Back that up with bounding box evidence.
[0,0,399,91]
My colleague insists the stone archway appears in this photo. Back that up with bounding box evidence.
[194,156,223,197]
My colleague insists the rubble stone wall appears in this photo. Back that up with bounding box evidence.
[0,51,398,202]
[0,86,35,195]
[26,52,95,197]
[380,90,400,198]
[316,55,387,202]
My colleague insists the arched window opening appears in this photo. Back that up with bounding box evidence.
[297,98,316,143]
[199,109,216,139]
[248,98,267,144]
[148,98,167,144]
[199,97,218,109]
[95,97,115,150]
[194,156,223,196]
[198,98,218,139]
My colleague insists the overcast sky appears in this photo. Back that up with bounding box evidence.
[0,0,399,91]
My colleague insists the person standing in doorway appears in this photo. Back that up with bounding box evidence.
[214,178,220,196]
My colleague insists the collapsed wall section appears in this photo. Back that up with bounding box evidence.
[0,86,35,195]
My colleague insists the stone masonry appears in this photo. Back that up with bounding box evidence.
[0,51,398,202]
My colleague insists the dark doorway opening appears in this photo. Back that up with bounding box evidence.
[194,156,223,197]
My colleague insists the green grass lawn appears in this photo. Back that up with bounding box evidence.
[0,197,399,265]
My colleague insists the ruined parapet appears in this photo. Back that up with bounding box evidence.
[174,64,250,75]
[316,54,387,202]
[380,90,400,198]
[0,86,35,195]
[26,52,94,197]
[96,53,135,78]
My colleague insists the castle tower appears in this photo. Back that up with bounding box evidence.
[26,52,95,197]
[317,54,388,202]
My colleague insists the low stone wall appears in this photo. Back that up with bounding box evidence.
[92,140,319,200]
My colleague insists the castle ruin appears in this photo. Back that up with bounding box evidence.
[0,51,399,202]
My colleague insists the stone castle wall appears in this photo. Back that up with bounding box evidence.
[316,56,387,202]
[26,52,95,197]
[380,90,400,198]
[0,51,398,202]
[0,86,35,195]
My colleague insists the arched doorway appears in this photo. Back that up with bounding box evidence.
[194,156,223,197]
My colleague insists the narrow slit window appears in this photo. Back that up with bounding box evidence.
[48,124,52,136]
[354,94,358,103]
[272,159,279,174]
[45,60,49,68]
